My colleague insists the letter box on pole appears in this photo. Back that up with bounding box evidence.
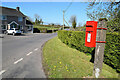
[85,21,97,47]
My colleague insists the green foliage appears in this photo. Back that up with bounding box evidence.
[34,25,59,30]
[104,32,120,73]
[34,27,47,33]
[35,18,39,24]
[58,30,120,73]
[58,30,94,53]
[37,28,47,33]
[43,37,118,78]
[75,27,86,31]
[35,18,43,25]
[69,15,77,29]
[72,20,76,29]
[107,17,120,32]
[87,2,120,20]
[99,18,108,21]
[87,2,120,32]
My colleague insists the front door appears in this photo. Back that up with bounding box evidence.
[10,23,17,29]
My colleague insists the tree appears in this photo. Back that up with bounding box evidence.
[69,15,77,29]
[39,19,43,24]
[107,10,120,32]
[86,1,120,32]
[34,14,40,24]
[87,1,120,20]
[51,23,55,26]
[34,14,40,20]
[35,18,38,24]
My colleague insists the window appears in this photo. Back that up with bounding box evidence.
[27,26,32,30]
[18,17,23,21]
[10,28,14,30]
[19,25,23,30]
[1,25,6,30]
[0,15,7,20]
[10,23,17,28]
[21,25,23,29]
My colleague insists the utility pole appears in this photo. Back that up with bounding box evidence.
[63,10,65,30]
[93,20,107,78]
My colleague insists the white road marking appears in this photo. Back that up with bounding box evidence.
[14,58,23,64]
[0,70,6,75]
[34,48,38,51]
[26,52,33,56]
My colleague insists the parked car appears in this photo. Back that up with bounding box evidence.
[6,28,22,36]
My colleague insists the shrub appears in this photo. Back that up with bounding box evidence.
[38,28,47,33]
[33,28,40,33]
[58,30,94,53]
[58,30,120,72]
[33,27,47,33]
[104,32,120,72]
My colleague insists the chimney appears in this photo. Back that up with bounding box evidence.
[16,7,20,11]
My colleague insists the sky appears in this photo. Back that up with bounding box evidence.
[1,2,92,26]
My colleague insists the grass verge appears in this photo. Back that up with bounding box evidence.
[43,37,118,78]
[34,25,59,30]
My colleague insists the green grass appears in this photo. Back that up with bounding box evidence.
[43,37,119,78]
[34,25,59,30]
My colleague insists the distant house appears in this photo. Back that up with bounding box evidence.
[0,6,33,33]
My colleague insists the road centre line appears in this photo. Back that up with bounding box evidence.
[0,70,6,75]
[34,48,38,51]
[14,58,23,64]
[26,52,33,56]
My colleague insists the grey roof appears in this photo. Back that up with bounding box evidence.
[0,6,26,17]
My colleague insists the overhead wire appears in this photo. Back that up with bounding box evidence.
[64,0,74,27]
[64,0,74,12]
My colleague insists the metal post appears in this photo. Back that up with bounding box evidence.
[63,10,65,30]
[93,20,107,78]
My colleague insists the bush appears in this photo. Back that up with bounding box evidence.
[58,30,120,72]
[33,27,47,33]
[38,28,47,33]
[58,30,94,53]
[104,32,120,72]
[33,28,40,33]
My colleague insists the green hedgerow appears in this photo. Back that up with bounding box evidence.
[58,30,120,73]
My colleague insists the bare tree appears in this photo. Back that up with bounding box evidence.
[86,1,120,20]
[34,14,40,20]
[86,1,120,32]
[69,15,77,29]
[34,14,40,24]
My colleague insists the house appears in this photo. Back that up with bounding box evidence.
[0,6,33,33]
[26,20,33,33]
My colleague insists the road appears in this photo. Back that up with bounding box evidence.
[1,33,57,78]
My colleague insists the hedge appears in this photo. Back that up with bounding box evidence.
[58,30,120,73]
[37,28,47,33]
[104,32,120,72]
[33,28,47,33]
[58,30,94,53]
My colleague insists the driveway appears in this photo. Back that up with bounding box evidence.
[1,33,57,78]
